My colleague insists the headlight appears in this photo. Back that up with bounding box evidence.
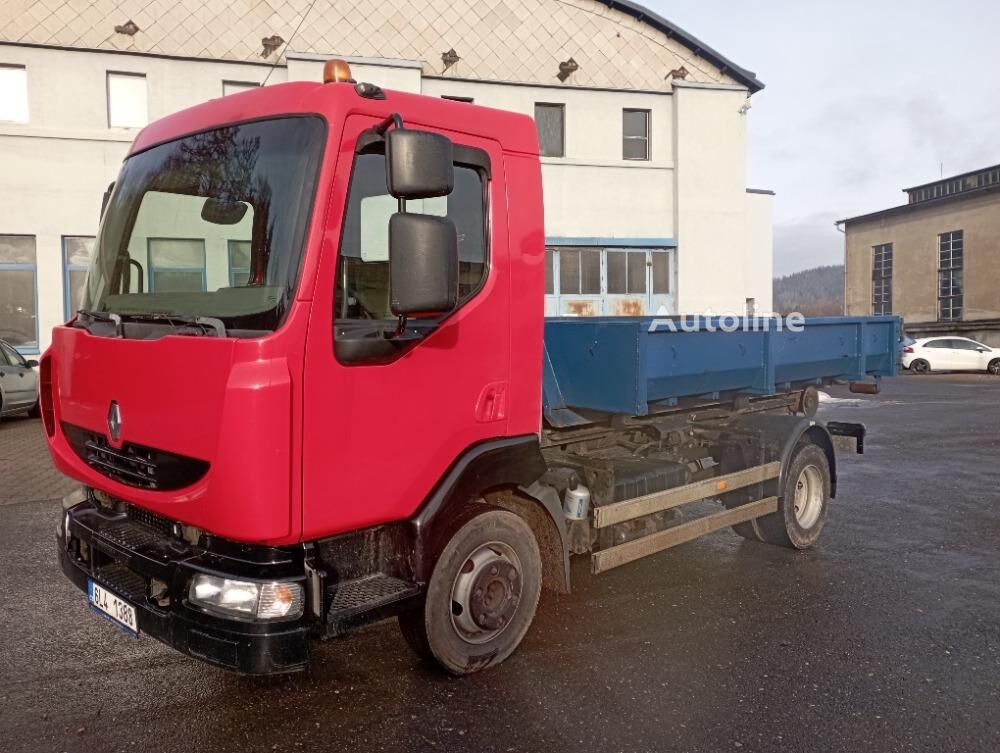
[188,574,304,621]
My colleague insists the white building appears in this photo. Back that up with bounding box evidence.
[0,0,773,355]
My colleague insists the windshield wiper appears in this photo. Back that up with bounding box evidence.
[115,313,228,338]
[77,309,123,336]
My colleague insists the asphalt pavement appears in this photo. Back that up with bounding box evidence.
[1,374,998,753]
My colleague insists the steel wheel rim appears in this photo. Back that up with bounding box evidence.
[793,465,823,529]
[450,541,522,645]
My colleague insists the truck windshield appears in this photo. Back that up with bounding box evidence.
[83,116,325,333]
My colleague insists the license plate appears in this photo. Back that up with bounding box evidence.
[88,581,139,635]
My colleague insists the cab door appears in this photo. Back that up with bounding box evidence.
[300,115,511,540]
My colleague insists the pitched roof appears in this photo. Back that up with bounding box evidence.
[0,0,763,93]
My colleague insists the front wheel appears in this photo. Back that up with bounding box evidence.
[398,508,542,675]
[988,359,1000,376]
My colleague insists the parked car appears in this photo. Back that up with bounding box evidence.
[0,338,39,420]
[902,336,1000,375]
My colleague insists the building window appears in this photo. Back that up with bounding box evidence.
[938,230,963,321]
[63,236,96,319]
[107,72,148,128]
[545,247,674,315]
[746,298,756,316]
[222,81,260,96]
[148,238,207,292]
[652,253,670,294]
[606,250,646,294]
[0,235,37,351]
[534,103,564,158]
[622,109,650,160]
[441,95,473,103]
[228,240,251,286]
[0,65,28,123]
[558,248,601,295]
[871,243,892,315]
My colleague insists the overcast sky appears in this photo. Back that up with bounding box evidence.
[644,0,1000,276]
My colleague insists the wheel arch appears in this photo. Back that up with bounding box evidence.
[409,435,570,593]
[719,414,839,499]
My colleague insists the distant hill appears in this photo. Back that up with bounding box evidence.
[773,265,844,316]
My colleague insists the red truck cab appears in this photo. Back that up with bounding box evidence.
[51,68,561,673]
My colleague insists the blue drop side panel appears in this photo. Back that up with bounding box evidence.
[543,316,900,427]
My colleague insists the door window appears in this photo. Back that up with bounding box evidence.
[1,341,26,367]
[334,149,488,322]
[949,339,976,350]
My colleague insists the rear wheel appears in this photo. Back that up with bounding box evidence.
[910,358,930,374]
[730,442,830,549]
[988,359,1000,376]
[398,508,542,675]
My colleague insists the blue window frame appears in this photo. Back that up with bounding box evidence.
[147,238,207,292]
[0,234,39,353]
[63,235,96,320]
[228,240,251,287]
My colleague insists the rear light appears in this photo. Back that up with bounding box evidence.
[903,346,914,353]
[39,356,55,437]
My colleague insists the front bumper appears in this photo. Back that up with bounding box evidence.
[58,493,311,674]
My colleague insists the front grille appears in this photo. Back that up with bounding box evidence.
[98,517,166,550]
[93,563,148,601]
[126,504,174,536]
[62,423,209,491]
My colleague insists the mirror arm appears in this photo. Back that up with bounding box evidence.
[391,193,407,337]
[374,113,404,136]
[128,258,144,293]
[393,314,407,338]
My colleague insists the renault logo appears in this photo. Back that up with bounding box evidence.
[107,401,122,442]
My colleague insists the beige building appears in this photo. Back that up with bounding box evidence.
[0,0,773,356]
[841,164,1000,344]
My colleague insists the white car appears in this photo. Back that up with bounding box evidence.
[902,336,1000,375]
[0,338,40,420]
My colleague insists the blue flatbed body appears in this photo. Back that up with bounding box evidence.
[542,316,901,428]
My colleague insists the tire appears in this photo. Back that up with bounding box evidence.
[28,399,40,418]
[397,508,542,675]
[910,359,930,374]
[730,443,830,549]
[988,359,1000,376]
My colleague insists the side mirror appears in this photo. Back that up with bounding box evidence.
[389,213,458,316]
[25,359,39,368]
[386,129,454,199]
